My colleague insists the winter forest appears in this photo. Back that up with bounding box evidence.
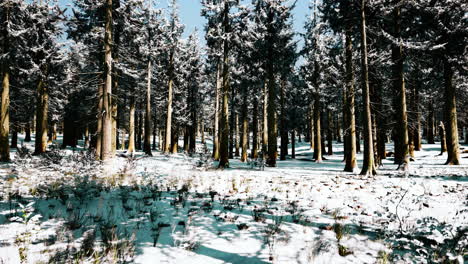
[0,0,467,263]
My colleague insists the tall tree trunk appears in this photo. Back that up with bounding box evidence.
[100,0,113,160]
[313,61,322,162]
[359,0,376,176]
[280,79,288,160]
[229,86,235,159]
[165,52,174,154]
[137,107,143,150]
[392,4,409,166]
[251,96,259,159]
[235,113,240,157]
[327,110,333,156]
[213,59,221,159]
[427,98,435,144]
[241,95,248,162]
[266,70,277,166]
[309,105,314,150]
[218,2,230,168]
[443,58,460,165]
[127,96,135,154]
[0,5,10,162]
[291,130,296,159]
[96,83,103,157]
[344,29,357,172]
[262,80,268,156]
[144,60,152,156]
[34,78,48,155]
[413,81,422,151]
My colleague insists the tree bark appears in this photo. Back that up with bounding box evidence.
[266,70,277,166]
[34,78,48,155]
[218,2,230,168]
[313,61,322,162]
[427,98,435,144]
[165,52,174,154]
[144,60,153,156]
[0,4,10,162]
[280,79,288,160]
[359,0,376,176]
[10,122,17,149]
[443,58,460,165]
[439,122,447,153]
[25,120,31,142]
[251,96,259,159]
[327,110,333,156]
[235,113,240,157]
[100,0,113,160]
[212,59,221,160]
[344,29,357,172]
[291,130,296,159]
[96,83,103,157]
[127,95,135,154]
[392,4,409,166]
[262,80,268,156]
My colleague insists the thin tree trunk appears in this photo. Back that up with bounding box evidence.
[313,61,322,162]
[241,96,248,162]
[443,58,460,165]
[96,83,103,157]
[359,0,376,176]
[414,81,422,150]
[34,78,48,155]
[183,127,189,152]
[427,98,435,144]
[127,96,135,154]
[235,113,240,157]
[439,122,447,153]
[144,60,153,156]
[262,80,268,156]
[85,125,90,149]
[10,122,17,149]
[309,105,314,149]
[291,130,296,159]
[251,96,259,159]
[280,79,288,160]
[137,108,143,150]
[213,59,221,160]
[165,51,174,153]
[327,110,333,156]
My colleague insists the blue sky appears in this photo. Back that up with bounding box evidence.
[59,0,311,44]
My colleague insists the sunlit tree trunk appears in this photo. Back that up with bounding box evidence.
[443,58,460,165]
[34,77,49,155]
[144,60,153,156]
[212,59,221,160]
[127,96,135,155]
[100,0,113,160]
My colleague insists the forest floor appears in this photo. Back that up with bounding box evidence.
[0,135,467,264]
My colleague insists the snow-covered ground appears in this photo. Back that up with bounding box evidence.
[0,134,467,263]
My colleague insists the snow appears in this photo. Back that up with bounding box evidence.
[0,134,467,263]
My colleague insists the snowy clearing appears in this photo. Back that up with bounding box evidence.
[0,136,467,264]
